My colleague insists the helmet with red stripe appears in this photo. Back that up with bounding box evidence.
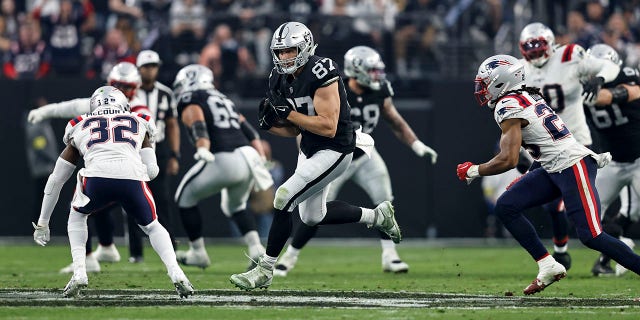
[519,22,555,67]
[107,62,141,101]
[474,54,525,108]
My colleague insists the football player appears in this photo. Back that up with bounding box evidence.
[273,46,437,276]
[28,61,151,272]
[583,44,640,276]
[229,21,402,291]
[32,86,194,298]
[518,22,620,270]
[458,54,640,295]
[172,64,273,270]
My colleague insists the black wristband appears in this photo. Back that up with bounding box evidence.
[188,121,209,144]
[610,85,629,103]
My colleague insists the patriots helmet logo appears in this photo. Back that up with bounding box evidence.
[485,59,513,71]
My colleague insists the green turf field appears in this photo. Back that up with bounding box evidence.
[1,241,639,319]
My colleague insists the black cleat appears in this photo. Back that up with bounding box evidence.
[552,252,572,271]
[591,258,615,277]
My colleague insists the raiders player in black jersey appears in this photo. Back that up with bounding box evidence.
[172,64,274,270]
[273,46,438,276]
[230,22,402,291]
[583,44,640,276]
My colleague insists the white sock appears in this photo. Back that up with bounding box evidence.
[189,237,205,251]
[380,239,396,251]
[537,254,555,269]
[261,255,278,270]
[359,207,376,226]
[244,230,263,253]
[67,210,88,278]
[285,245,300,258]
[140,220,181,275]
[553,244,568,253]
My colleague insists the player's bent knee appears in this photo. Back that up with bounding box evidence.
[273,186,292,211]
[493,203,520,223]
[138,219,160,235]
[300,214,323,226]
[67,210,88,232]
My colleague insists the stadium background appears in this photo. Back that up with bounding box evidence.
[2,0,640,240]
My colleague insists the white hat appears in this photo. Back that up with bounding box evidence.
[136,50,161,67]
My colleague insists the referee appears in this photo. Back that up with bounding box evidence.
[127,50,181,262]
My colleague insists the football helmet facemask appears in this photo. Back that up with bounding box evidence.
[270,22,317,74]
[474,54,526,108]
[344,46,386,90]
[519,22,555,67]
[172,64,215,97]
[587,43,622,66]
[107,62,141,101]
[89,86,130,112]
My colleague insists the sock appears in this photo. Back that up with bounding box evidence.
[68,210,89,278]
[284,245,300,258]
[232,210,258,235]
[318,201,363,225]
[553,240,568,253]
[546,201,569,253]
[290,223,318,250]
[190,237,205,251]
[140,220,181,275]
[244,230,261,247]
[380,239,396,251]
[265,209,292,257]
[359,208,376,226]
[261,255,277,270]
[179,206,202,241]
[537,254,554,269]
[496,205,549,261]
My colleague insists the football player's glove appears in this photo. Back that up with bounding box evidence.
[258,98,278,130]
[194,147,215,162]
[267,90,293,120]
[32,222,50,246]
[581,76,604,102]
[457,161,480,185]
[28,108,45,124]
[411,140,438,164]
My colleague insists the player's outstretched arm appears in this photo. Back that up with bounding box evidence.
[181,104,215,162]
[593,84,640,106]
[33,145,80,246]
[28,98,91,124]
[381,97,438,163]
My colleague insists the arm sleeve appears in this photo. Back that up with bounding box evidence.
[37,157,76,226]
[37,98,92,119]
[140,147,159,180]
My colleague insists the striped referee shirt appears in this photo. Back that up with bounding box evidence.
[135,81,176,143]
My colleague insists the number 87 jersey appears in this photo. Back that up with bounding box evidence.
[63,109,157,181]
[494,90,594,173]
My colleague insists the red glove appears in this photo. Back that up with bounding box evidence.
[457,161,480,184]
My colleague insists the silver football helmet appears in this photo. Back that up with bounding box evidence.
[270,21,317,74]
[474,54,526,108]
[107,62,141,100]
[89,86,130,112]
[172,64,215,96]
[519,22,555,67]
[587,44,622,66]
[344,46,386,90]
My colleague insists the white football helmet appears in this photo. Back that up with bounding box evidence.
[107,62,141,101]
[474,54,526,108]
[519,22,555,67]
[587,43,622,66]
[89,86,130,112]
[270,21,317,74]
[172,64,215,96]
[344,46,386,90]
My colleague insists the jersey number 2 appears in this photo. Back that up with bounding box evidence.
[535,104,570,140]
[83,116,139,148]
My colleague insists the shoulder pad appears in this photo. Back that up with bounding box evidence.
[494,96,526,123]
[561,44,585,63]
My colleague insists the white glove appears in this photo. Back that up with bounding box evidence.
[194,147,215,162]
[28,109,45,124]
[411,140,438,164]
[32,222,50,246]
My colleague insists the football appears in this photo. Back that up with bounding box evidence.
[272,117,294,128]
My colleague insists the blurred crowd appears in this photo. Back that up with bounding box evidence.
[2,0,640,93]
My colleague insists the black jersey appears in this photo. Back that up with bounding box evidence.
[268,55,355,157]
[176,89,249,153]
[347,80,394,134]
[585,65,640,162]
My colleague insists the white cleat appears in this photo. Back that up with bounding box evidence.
[169,270,195,298]
[93,244,121,263]
[523,261,566,295]
[273,252,298,277]
[230,257,273,290]
[247,245,266,270]
[59,254,101,274]
[616,237,635,276]
[372,201,402,243]
[176,249,211,269]
[62,275,88,298]
[382,252,409,273]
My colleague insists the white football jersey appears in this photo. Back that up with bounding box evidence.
[63,107,158,181]
[494,91,594,173]
[522,43,619,146]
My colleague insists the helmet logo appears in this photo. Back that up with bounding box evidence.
[486,60,512,71]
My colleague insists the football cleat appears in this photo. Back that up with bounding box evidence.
[591,257,615,277]
[169,270,195,298]
[372,201,402,243]
[230,257,273,291]
[59,254,101,274]
[382,251,409,273]
[176,249,211,269]
[551,252,572,271]
[128,256,144,264]
[247,245,266,271]
[615,237,635,276]
[523,261,566,295]
[93,244,121,263]
[273,251,298,277]
[62,275,88,298]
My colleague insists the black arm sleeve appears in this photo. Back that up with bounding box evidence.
[240,119,260,141]
[188,121,209,144]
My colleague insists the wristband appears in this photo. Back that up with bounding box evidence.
[466,165,480,178]
[610,86,629,103]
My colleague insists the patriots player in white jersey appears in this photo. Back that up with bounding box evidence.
[458,54,640,295]
[273,46,437,276]
[32,86,194,298]
[518,22,620,270]
[27,62,151,273]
